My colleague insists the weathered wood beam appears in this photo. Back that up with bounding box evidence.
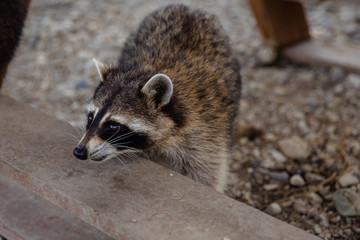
[0,174,114,240]
[0,95,320,240]
[282,40,360,74]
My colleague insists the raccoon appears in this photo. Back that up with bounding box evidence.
[0,0,31,87]
[73,4,241,193]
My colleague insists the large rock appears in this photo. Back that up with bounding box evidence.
[333,189,360,217]
[278,136,309,160]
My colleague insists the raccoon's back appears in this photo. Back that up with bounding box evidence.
[119,4,241,133]
[120,5,235,71]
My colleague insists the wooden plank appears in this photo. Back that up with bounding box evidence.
[248,0,310,48]
[282,40,360,73]
[0,174,114,240]
[0,94,320,240]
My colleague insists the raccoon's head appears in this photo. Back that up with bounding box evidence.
[73,59,183,162]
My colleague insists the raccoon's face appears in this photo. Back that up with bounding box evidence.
[73,59,177,162]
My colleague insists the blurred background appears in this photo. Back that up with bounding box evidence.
[2,0,360,239]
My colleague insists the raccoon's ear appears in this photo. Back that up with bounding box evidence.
[141,73,173,109]
[93,58,106,82]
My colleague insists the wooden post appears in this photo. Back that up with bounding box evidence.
[248,0,310,48]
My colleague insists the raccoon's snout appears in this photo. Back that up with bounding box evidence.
[73,146,88,160]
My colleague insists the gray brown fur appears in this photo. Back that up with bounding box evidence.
[75,4,241,193]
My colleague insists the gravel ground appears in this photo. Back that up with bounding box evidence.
[2,0,360,239]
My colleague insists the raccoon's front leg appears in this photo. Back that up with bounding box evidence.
[170,148,230,193]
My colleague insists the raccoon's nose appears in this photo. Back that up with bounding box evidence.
[73,147,88,160]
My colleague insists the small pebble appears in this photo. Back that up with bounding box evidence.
[314,224,322,235]
[338,173,359,187]
[343,229,352,236]
[301,164,313,172]
[278,136,309,160]
[270,149,287,163]
[280,200,293,208]
[264,133,276,142]
[334,84,345,94]
[330,215,341,223]
[256,45,277,64]
[305,173,325,184]
[294,199,308,214]
[346,73,360,88]
[319,186,330,198]
[265,202,282,216]
[260,157,276,169]
[318,213,329,227]
[308,192,323,204]
[263,183,279,191]
[269,171,289,181]
[349,141,360,157]
[330,66,345,82]
[290,174,306,187]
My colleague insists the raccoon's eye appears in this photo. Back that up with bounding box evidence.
[86,112,94,129]
[104,121,120,133]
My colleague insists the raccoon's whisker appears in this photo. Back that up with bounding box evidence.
[90,148,102,159]
[106,132,131,144]
[111,141,133,148]
[105,132,118,143]
[112,144,137,151]
[119,151,140,164]
[109,152,125,165]
[74,126,85,138]
[128,151,147,166]
[108,131,135,144]
[67,133,80,140]
[67,123,84,138]
[90,142,109,159]
[115,130,135,139]
[66,133,81,143]
[137,151,150,161]
[78,124,86,134]
[125,151,138,160]
[108,136,131,144]
[114,141,133,146]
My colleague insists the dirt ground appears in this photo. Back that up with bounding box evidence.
[3,0,360,239]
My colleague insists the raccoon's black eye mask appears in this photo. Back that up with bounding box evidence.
[102,121,121,134]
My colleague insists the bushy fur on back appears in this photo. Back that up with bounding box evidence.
[75,4,241,193]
